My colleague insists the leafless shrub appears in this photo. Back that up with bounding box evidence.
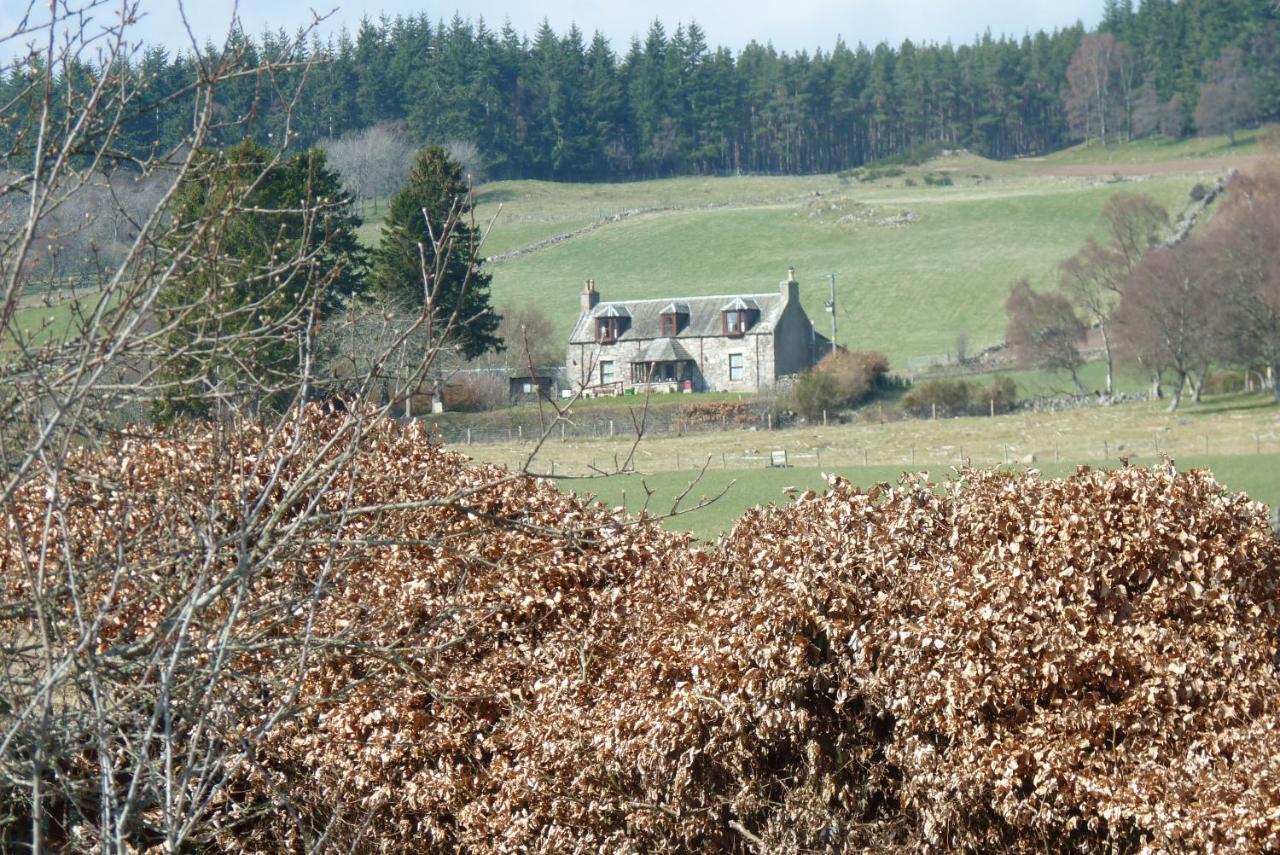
[0,4,654,850]
[21,457,1270,852]
[442,369,508,411]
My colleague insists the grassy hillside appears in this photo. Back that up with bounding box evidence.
[458,134,1263,368]
[475,170,1198,366]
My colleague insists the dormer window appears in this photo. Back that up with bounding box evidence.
[720,297,759,337]
[594,305,630,343]
[659,302,689,337]
[596,317,620,343]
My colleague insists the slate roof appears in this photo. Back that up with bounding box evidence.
[568,292,786,345]
[633,338,695,363]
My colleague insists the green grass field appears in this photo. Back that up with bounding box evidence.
[1028,127,1263,167]
[572,452,1280,539]
[456,391,1280,537]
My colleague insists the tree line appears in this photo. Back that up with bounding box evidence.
[3,1,1278,182]
[1006,133,1280,411]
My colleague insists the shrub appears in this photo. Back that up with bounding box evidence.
[923,172,953,186]
[858,166,906,182]
[901,376,1018,418]
[444,371,508,411]
[791,368,842,421]
[679,401,757,427]
[1190,181,1210,202]
[791,350,890,420]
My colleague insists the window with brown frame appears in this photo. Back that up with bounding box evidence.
[596,317,621,343]
[660,313,684,337]
[722,310,752,337]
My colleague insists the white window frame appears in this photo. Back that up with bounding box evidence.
[600,359,615,385]
[728,352,745,382]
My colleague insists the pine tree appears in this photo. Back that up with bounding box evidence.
[154,142,365,421]
[370,146,500,359]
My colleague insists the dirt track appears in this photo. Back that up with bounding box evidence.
[1036,153,1266,177]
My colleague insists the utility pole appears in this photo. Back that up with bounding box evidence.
[824,273,838,354]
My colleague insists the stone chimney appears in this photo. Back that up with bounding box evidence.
[781,267,799,304]
[581,278,600,313]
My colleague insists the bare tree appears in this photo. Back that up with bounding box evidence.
[1059,239,1124,396]
[495,303,561,372]
[1103,191,1169,270]
[1195,48,1257,143]
[321,122,415,216]
[1065,34,1133,145]
[1058,192,1169,397]
[444,139,486,184]
[1005,278,1088,393]
[1114,242,1219,411]
[1210,166,1280,400]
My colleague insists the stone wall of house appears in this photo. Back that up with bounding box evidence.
[698,333,775,392]
[772,298,818,378]
[567,333,782,393]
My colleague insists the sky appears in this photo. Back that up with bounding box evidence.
[3,0,1102,57]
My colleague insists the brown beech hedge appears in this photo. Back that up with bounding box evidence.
[5,411,1280,852]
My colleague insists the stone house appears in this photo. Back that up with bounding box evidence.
[566,269,829,394]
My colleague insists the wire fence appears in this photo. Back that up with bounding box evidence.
[425,408,782,446]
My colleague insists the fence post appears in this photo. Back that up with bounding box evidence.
[990,397,995,418]
[932,403,937,421]
[822,410,827,427]
[767,412,773,431]
[863,448,869,466]
[610,420,615,439]
[518,425,523,441]
[466,428,472,445]
[911,446,915,466]
[676,452,681,469]
[1104,439,1109,459]
[561,423,566,442]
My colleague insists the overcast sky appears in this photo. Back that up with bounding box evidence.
[5,0,1101,57]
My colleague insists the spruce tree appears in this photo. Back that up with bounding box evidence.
[154,141,365,422]
[370,145,501,359]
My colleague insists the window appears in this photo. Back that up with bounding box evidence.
[723,310,751,336]
[596,317,621,343]
[600,360,615,385]
[661,312,688,337]
[728,353,744,382]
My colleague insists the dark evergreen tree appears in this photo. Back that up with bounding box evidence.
[10,3,1279,182]
[154,142,365,421]
[371,146,500,359]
